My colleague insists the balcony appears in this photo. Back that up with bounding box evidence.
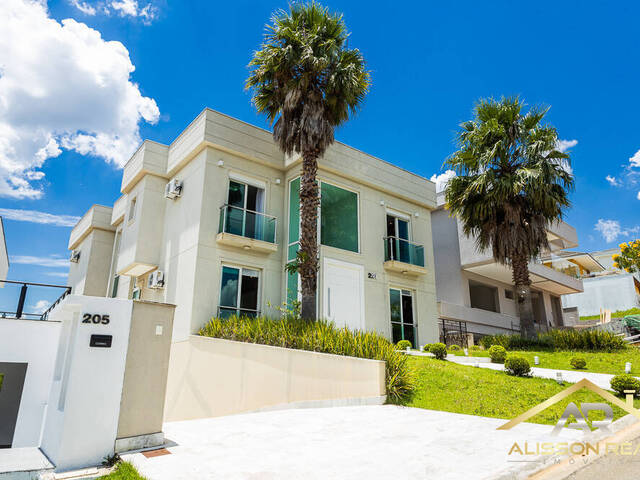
[216,205,278,253]
[383,236,427,276]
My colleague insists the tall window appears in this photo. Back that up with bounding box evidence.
[320,182,358,252]
[386,213,410,262]
[286,178,301,308]
[390,288,415,347]
[225,180,265,239]
[219,266,260,318]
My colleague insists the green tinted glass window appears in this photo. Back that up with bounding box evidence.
[320,182,358,252]
[288,178,300,244]
[286,271,299,308]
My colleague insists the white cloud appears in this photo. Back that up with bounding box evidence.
[594,219,640,243]
[0,208,80,227]
[637,191,640,201]
[556,139,578,153]
[630,150,640,168]
[31,299,50,314]
[10,255,69,268]
[44,271,69,278]
[430,170,456,193]
[605,175,622,187]
[69,0,96,15]
[0,0,160,199]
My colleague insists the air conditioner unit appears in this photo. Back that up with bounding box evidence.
[165,179,183,199]
[70,250,81,263]
[147,270,165,289]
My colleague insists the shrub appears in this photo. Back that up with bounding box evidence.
[396,340,412,350]
[610,374,640,397]
[422,343,434,353]
[199,316,414,403]
[448,344,461,351]
[470,345,483,351]
[570,357,587,369]
[488,345,507,363]
[479,329,626,352]
[429,343,448,360]
[504,355,531,377]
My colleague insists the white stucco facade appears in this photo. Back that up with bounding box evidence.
[562,273,640,316]
[67,108,439,348]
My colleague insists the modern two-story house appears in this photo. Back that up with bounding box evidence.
[67,108,439,347]
[431,192,590,341]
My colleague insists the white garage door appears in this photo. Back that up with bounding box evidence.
[323,258,364,331]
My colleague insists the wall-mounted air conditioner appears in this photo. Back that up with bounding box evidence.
[165,179,183,199]
[147,270,165,289]
[70,250,81,263]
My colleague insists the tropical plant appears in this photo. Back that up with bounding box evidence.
[610,374,640,397]
[247,2,370,320]
[445,97,574,338]
[429,343,448,360]
[488,345,508,363]
[396,339,412,350]
[613,240,640,274]
[570,357,587,369]
[199,316,413,402]
[504,355,531,377]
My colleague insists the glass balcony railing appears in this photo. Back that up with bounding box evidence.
[218,205,277,244]
[384,236,425,267]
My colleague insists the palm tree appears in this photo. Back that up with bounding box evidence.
[246,2,370,320]
[445,97,574,338]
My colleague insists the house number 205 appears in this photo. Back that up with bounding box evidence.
[82,313,110,325]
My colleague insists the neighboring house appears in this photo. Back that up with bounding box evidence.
[561,248,640,317]
[67,108,439,347]
[0,217,7,281]
[431,192,587,340]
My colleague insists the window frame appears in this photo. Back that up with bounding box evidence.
[389,287,417,346]
[218,263,262,317]
[128,196,137,223]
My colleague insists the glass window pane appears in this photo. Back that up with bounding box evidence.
[228,181,245,207]
[287,242,299,261]
[401,293,414,325]
[240,269,259,311]
[389,289,401,323]
[226,206,245,236]
[397,219,409,240]
[321,183,358,252]
[219,307,236,319]
[392,322,403,344]
[403,324,415,347]
[286,270,299,308]
[220,266,239,307]
[288,178,300,244]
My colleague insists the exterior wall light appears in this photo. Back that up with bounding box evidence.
[217,160,224,167]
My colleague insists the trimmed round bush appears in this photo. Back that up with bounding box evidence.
[429,342,448,360]
[570,357,587,370]
[422,343,434,353]
[470,345,483,352]
[396,340,412,350]
[610,374,640,397]
[488,345,507,363]
[448,344,461,351]
[504,355,531,377]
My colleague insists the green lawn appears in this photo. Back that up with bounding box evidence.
[404,356,640,426]
[580,307,640,321]
[97,463,147,480]
[450,347,640,375]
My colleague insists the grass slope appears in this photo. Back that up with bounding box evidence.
[97,463,147,480]
[404,357,640,425]
[451,348,640,375]
[580,307,640,321]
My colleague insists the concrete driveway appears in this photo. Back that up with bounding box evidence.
[123,405,582,480]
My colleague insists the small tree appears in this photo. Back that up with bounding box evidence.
[613,240,640,274]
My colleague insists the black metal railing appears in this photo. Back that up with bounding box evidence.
[0,280,71,321]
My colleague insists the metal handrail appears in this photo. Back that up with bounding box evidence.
[383,236,424,248]
[0,280,71,321]
[217,306,260,318]
[383,236,425,267]
[221,204,277,221]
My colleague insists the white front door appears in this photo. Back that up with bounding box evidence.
[323,258,364,331]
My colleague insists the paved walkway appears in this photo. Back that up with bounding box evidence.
[447,356,617,391]
[123,405,582,480]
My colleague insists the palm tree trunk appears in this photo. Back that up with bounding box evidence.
[299,150,320,320]
[511,253,536,339]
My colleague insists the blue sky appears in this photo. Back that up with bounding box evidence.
[1,0,639,311]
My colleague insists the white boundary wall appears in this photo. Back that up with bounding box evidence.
[0,318,60,447]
